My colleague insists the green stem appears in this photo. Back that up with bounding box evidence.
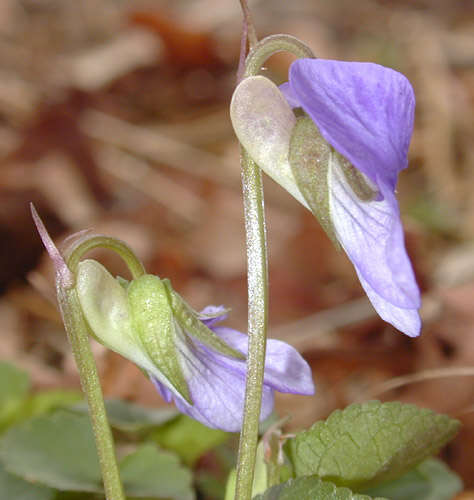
[58,285,126,500]
[244,34,315,78]
[234,34,314,500]
[59,236,146,499]
[235,148,268,500]
[66,236,146,279]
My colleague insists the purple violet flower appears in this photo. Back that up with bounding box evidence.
[231,59,421,337]
[152,305,315,432]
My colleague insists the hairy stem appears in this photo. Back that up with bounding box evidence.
[57,236,146,499]
[234,33,314,500]
[244,34,315,78]
[58,285,125,500]
[235,148,268,500]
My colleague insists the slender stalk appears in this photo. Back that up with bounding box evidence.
[244,34,315,78]
[234,33,315,500]
[60,235,146,499]
[66,236,146,279]
[32,204,147,500]
[235,149,268,500]
[58,285,125,500]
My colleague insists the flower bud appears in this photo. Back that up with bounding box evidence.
[76,260,191,402]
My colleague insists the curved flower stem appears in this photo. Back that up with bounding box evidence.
[244,34,315,78]
[59,236,146,499]
[234,34,315,500]
[66,236,146,279]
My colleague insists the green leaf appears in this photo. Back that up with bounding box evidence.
[71,399,179,433]
[120,443,194,500]
[288,401,460,489]
[362,458,463,500]
[253,476,387,500]
[152,414,230,466]
[0,410,102,492]
[0,462,54,500]
[0,361,31,431]
[20,390,83,421]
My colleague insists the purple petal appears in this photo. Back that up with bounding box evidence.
[279,82,301,109]
[211,327,315,396]
[150,321,314,431]
[150,377,173,403]
[286,59,415,192]
[198,305,228,327]
[356,270,421,337]
[168,332,274,432]
[329,155,421,336]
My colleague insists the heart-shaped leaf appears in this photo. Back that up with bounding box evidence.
[253,476,387,500]
[71,398,178,433]
[0,462,54,500]
[0,361,30,431]
[287,401,460,489]
[0,411,102,492]
[120,443,194,500]
[362,458,463,500]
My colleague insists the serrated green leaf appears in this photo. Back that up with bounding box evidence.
[0,361,31,431]
[253,476,387,500]
[0,461,54,500]
[152,414,230,466]
[71,398,179,432]
[120,443,194,500]
[0,410,102,492]
[362,458,463,500]
[288,401,460,489]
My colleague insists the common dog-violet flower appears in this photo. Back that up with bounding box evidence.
[231,59,421,337]
[31,208,315,432]
[76,260,315,432]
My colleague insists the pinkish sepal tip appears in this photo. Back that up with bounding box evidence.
[30,203,75,289]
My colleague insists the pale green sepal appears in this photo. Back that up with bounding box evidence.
[128,275,192,404]
[76,260,145,362]
[288,117,339,247]
[230,76,309,209]
[76,261,187,401]
[163,280,245,360]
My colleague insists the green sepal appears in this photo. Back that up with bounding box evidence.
[288,117,339,248]
[128,275,192,404]
[163,280,245,361]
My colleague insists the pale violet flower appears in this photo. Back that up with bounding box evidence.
[75,261,315,432]
[231,59,421,337]
[151,305,315,432]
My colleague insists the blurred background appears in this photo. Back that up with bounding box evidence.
[0,0,473,491]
